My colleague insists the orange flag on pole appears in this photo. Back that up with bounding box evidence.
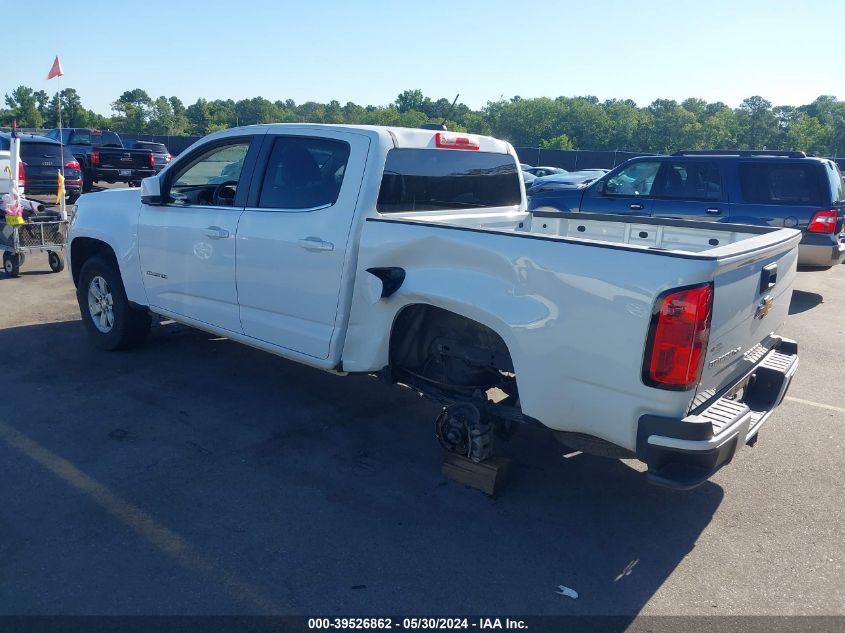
[46,56,63,80]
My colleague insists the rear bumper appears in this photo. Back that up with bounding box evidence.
[24,182,82,196]
[636,337,799,490]
[797,234,845,267]
[93,168,156,182]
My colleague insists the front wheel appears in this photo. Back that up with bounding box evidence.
[48,251,64,273]
[3,252,21,277]
[77,256,151,350]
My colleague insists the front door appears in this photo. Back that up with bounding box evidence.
[236,130,369,359]
[581,159,661,216]
[138,136,258,333]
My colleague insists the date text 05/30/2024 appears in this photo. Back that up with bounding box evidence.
[307,618,528,630]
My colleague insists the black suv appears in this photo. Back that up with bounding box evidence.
[528,150,845,268]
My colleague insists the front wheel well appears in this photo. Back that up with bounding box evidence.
[70,238,118,288]
[388,304,517,401]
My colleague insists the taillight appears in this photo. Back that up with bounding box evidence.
[435,132,480,150]
[18,161,25,186]
[91,150,100,166]
[807,209,838,234]
[65,160,80,170]
[149,152,155,167]
[643,284,713,390]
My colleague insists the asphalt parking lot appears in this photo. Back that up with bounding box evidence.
[0,199,843,618]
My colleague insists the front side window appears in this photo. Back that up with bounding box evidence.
[377,149,521,212]
[169,141,250,207]
[258,136,350,209]
[739,162,824,205]
[604,161,661,196]
[654,161,722,201]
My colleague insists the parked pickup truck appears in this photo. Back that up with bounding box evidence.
[67,124,801,489]
[45,128,155,192]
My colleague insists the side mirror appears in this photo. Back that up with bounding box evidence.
[141,176,163,205]
[593,180,606,194]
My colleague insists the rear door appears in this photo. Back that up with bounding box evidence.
[235,130,370,359]
[581,159,661,216]
[650,159,727,221]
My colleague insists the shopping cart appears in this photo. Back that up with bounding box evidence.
[1,214,67,277]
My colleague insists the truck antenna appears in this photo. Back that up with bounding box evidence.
[441,94,460,128]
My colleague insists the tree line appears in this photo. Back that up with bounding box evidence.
[3,86,844,156]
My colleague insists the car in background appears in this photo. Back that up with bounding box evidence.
[45,128,155,192]
[521,170,537,187]
[524,165,567,178]
[528,150,845,268]
[527,169,608,194]
[0,133,82,203]
[123,140,172,174]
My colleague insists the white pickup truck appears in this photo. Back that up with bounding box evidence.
[68,124,801,489]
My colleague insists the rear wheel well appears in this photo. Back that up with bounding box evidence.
[71,238,118,288]
[388,304,517,401]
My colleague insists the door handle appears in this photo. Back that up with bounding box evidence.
[204,226,230,239]
[629,203,644,211]
[705,208,722,215]
[298,237,334,252]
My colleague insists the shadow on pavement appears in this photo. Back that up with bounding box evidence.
[0,319,723,617]
[789,289,823,315]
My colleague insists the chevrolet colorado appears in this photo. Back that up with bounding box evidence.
[68,124,801,489]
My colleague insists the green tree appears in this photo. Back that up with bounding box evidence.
[737,96,776,149]
[396,89,426,114]
[111,88,153,132]
[4,86,44,128]
[541,134,574,150]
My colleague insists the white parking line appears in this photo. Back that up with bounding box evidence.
[785,396,845,415]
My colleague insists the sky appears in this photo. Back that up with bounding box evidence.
[6,0,842,115]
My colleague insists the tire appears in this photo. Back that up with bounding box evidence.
[17,253,25,267]
[67,192,80,204]
[48,251,64,273]
[77,256,151,350]
[82,169,93,193]
[3,252,21,277]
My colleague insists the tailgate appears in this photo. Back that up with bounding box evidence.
[99,149,151,169]
[691,235,800,409]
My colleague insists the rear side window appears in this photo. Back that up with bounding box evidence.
[654,161,722,201]
[20,141,64,160]
[258,136,350,209]
[377,149,521,212]
[0,136,9,151]
[739,163,825,205]
[825,161,844,204]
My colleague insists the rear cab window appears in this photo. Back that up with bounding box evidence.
[377,149,521,212]
[69,130,122,147]
[738,162,826,206]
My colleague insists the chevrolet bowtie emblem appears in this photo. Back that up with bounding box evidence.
[756,296,774,319]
